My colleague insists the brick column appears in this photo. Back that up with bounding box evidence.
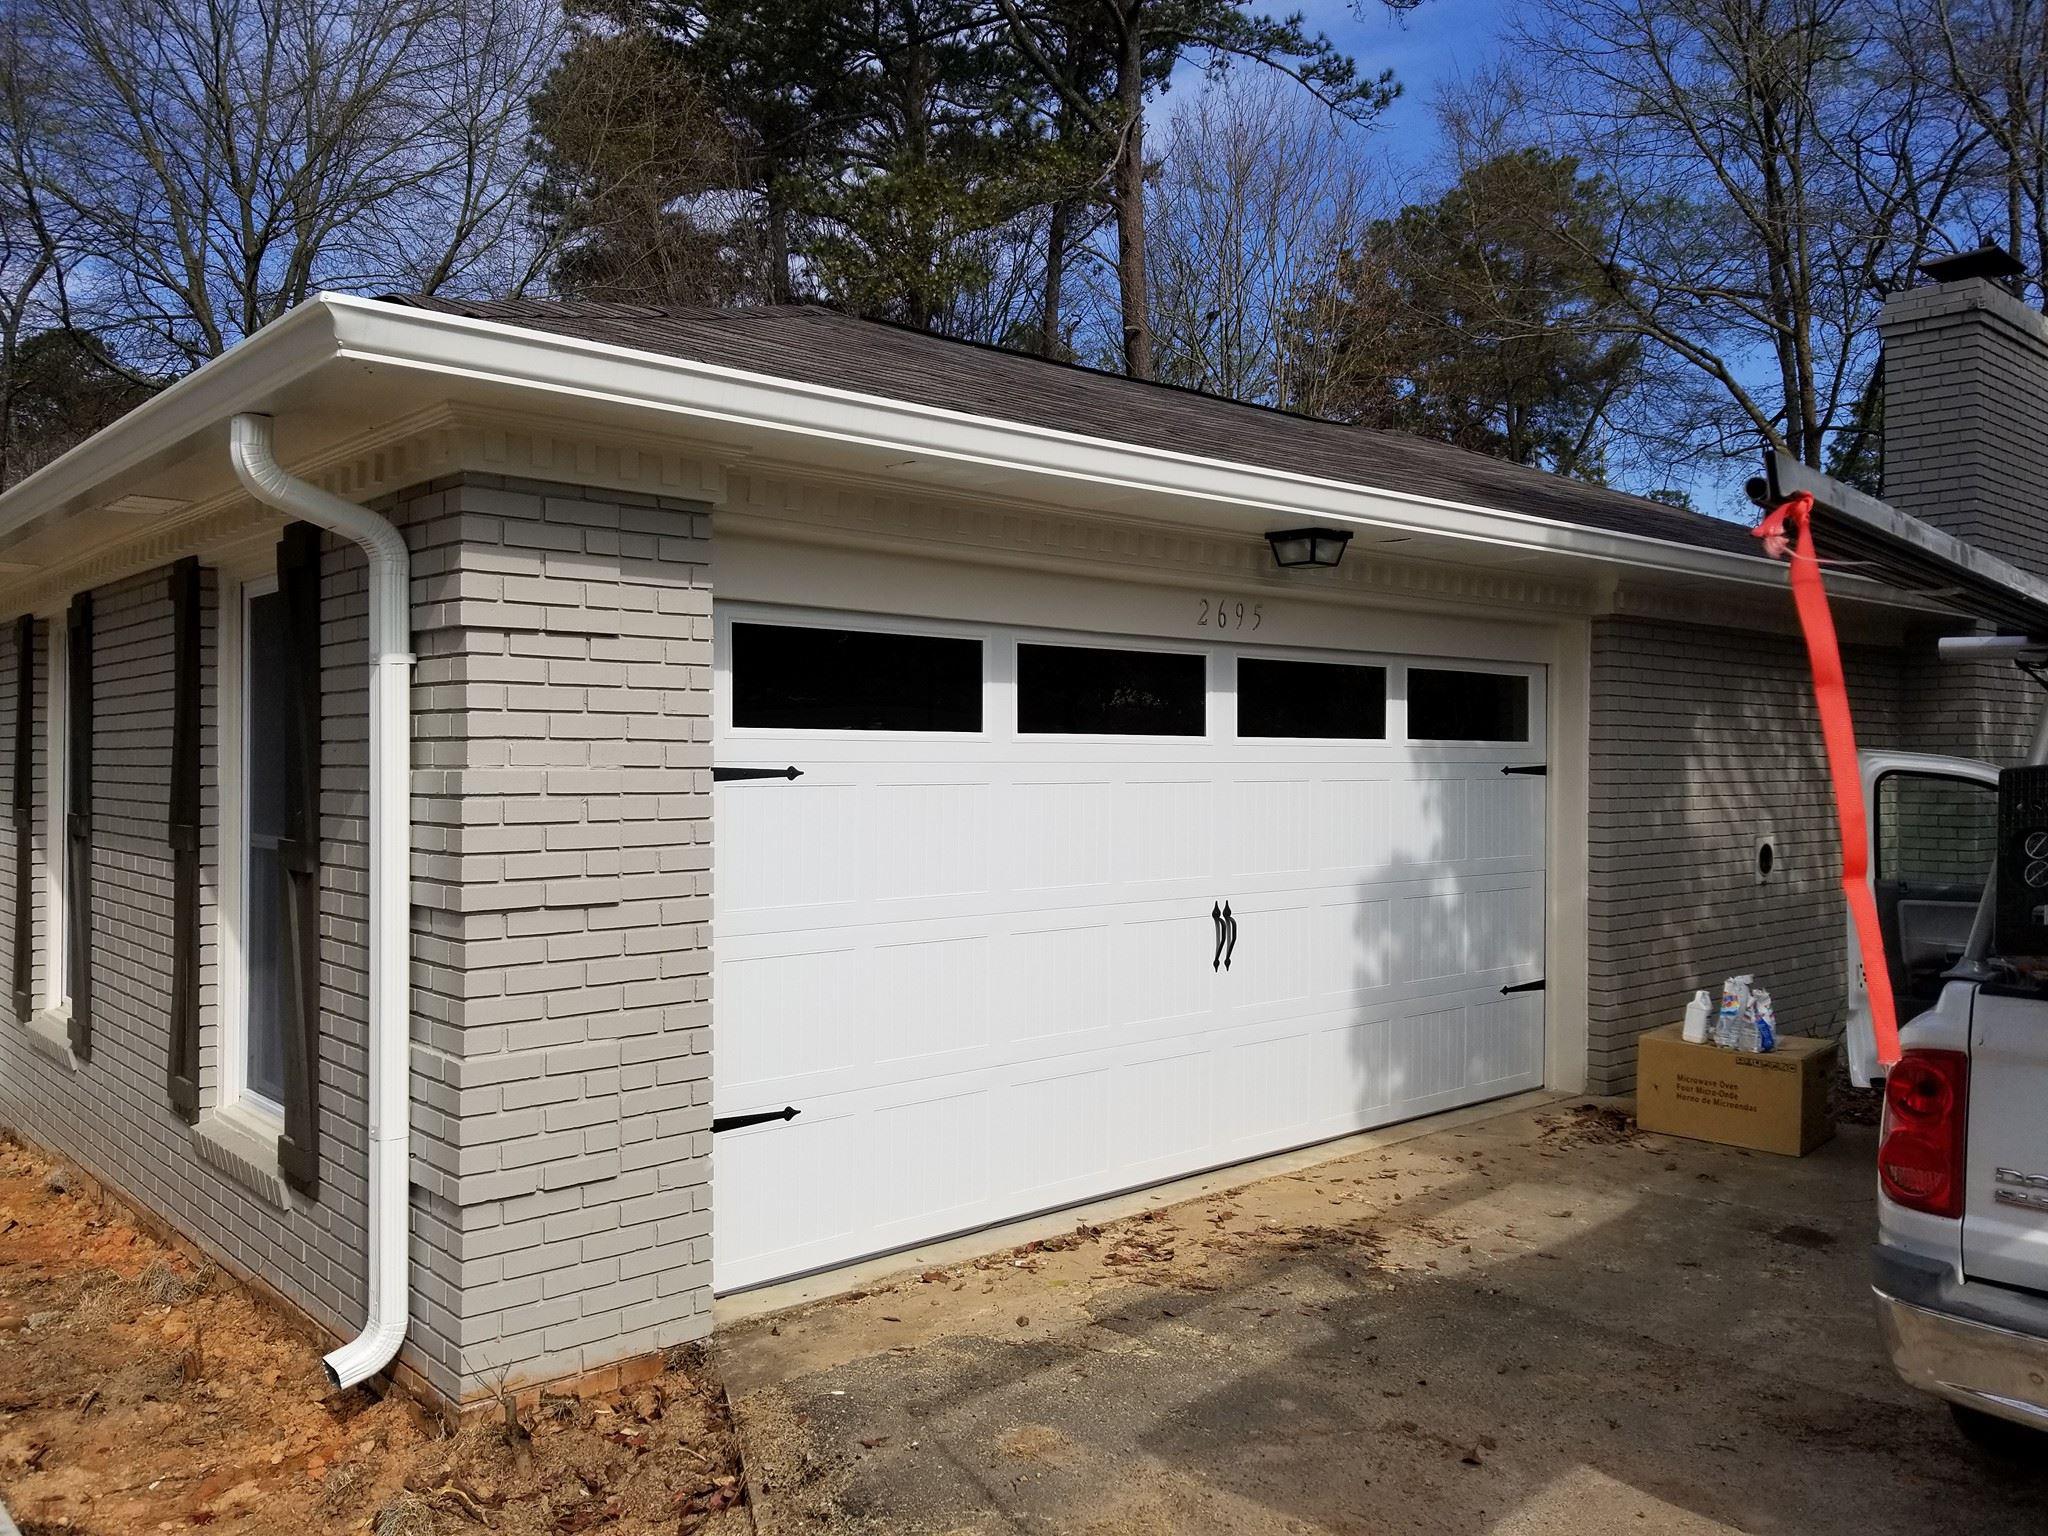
[401,474,714,1403]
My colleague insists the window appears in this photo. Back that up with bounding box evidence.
[1408,667,1530,742]
[1017,643,1207,736]
[42,623,66,1012]
[731,622,983,731]
[1876,773,1996,886]
[1237,657,1386,740]
[240,579,291,1113]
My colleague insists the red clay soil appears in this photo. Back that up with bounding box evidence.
[0,1132,750,1535]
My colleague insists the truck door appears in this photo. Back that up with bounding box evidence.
[1847,751,1999,1085]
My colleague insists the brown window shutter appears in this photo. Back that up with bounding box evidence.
[11,614,32,1022]
[274,526,323,1191]
[166,560,201,1120]
[65,592,91,1062]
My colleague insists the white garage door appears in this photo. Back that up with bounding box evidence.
[711,606,1546,1291]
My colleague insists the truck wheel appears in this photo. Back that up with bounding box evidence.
[1951,1403,2045,1458]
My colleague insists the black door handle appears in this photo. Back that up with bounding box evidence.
[1211,901,1226,970]
[1223,901,1238,970]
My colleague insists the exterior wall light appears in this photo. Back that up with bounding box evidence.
[1266,527,1353,569]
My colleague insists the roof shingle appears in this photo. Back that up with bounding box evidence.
[379,296,1762,563]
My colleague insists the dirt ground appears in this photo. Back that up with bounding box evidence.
[0,1132,750,1535]
[717,1097,2048,1535]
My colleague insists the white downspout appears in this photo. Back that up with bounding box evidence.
[229,413,414,1389]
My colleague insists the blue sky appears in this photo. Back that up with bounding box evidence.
[1167,0,1514,181]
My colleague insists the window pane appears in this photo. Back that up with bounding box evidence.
[1408,668,1530,742]
[1238,657,1386,739]
[1018,643,1206,736]
[731,622,982,731]
[246,589,291,1106]
[1877,774,1996,885]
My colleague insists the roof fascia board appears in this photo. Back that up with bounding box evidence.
[0,291,1920,614]
[0,299,340,541]
[321,295,1817,598]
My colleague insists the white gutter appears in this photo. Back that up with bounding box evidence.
[228,412,414,1390]
[0,291,1934,615]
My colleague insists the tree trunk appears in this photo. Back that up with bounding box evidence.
[1111,7,1153,380]
[1040,197,1071,356]
[765,176,795,304]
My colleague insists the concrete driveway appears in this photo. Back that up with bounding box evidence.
[715,1097,2048,1534]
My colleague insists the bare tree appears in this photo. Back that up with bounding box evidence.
[1507,0,1973,470]
[992,0,1392,380]
[1894,0,2048,306]
[8,0,563,376]
[1128,75,1374,411]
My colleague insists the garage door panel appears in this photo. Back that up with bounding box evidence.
[1226,1029,1320,1144]
[718,944,860,1092]
[1390,1002,1471,1104]
[715,1107,862,1287]
[1316,897,1396,994]
[867,780,992,899]
[866,1089,992,1232]
[1009,779,1115,890]
[1112,911,1220,1028]
[1111,1050,1215,1176]
[712,610,1548,1291]
[1001,921,1113,1041]
[1467,992,1544,1088]
[1392,883,1543,984]
[1318,1013,1394,1120]
[722,781,865,912]
[871,935,993,1065]
[1003,1063,1115,1201]
[1467,776,1546,861]
[1229,777,1316,876]
[1113,778,1216,883]
[1313,776,1400,869]
[1220,896,1317,1011]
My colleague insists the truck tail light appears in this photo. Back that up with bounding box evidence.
[1878,1049,1968,1218]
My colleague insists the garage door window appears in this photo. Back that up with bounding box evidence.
[1017,642,1206,736]
[1408,667,1530,742]
[1237,657,1386,740]
[731,622,983,731]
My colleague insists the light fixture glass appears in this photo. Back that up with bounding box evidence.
[1266,527,1353,569]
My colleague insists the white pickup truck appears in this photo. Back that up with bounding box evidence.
[1853,746,2048,1450]
[1751,455,2048,1453]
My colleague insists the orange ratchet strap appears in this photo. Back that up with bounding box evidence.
[1752,491,1901,1069]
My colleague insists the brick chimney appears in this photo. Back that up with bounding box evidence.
[1881,245,2047,765]
[1880,245,2048,580]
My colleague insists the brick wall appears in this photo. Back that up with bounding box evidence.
[1584,617,1913,1093]
[398,476,714,1403]
[0,473,716,1409]
[0,566,371,1350]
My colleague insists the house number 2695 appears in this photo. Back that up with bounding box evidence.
[1197,597,1263,631]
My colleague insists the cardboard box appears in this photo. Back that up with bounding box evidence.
[1634,1023,1837,1155]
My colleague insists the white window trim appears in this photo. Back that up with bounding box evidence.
[216,568,285,1128]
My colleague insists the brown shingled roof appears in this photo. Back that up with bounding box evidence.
[378,297,1763,564]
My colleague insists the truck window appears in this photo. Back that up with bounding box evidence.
[1876,773,1997,886]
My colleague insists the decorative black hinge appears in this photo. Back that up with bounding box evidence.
[712,1105,801,1133]
[1502,764,1547,776]
[712,765,805,783]
[1500,978,1546,995]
